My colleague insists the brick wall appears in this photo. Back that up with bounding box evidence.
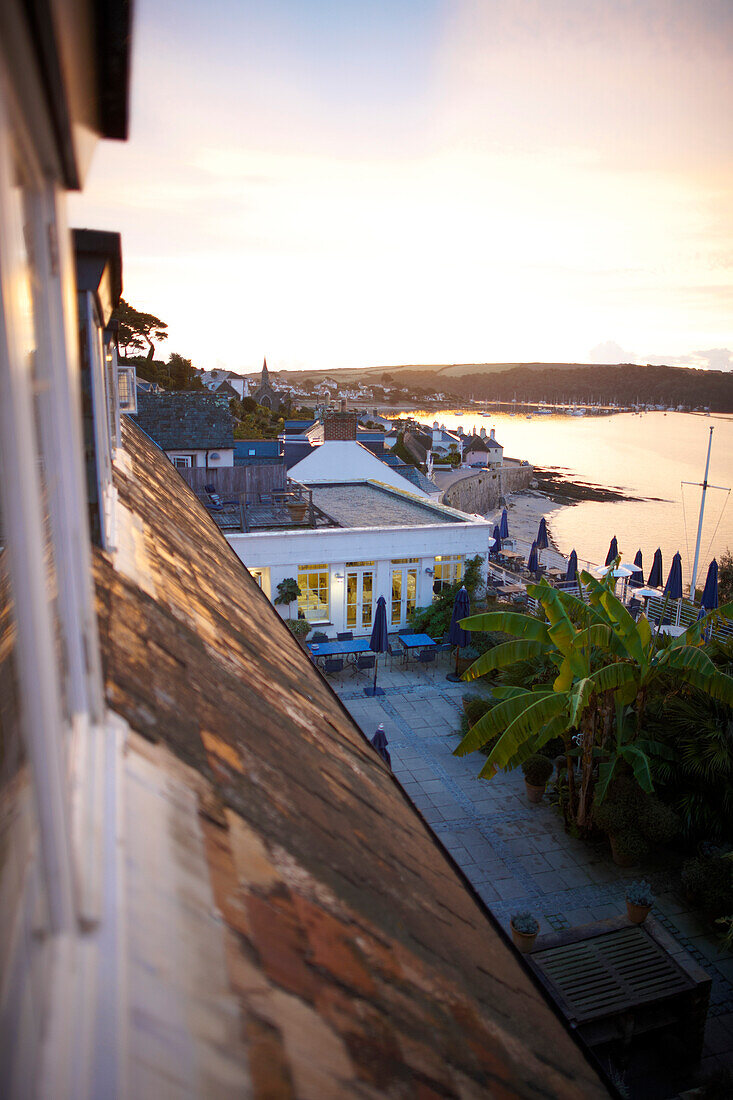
[324,412,358,441]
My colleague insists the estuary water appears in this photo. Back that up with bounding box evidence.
[401,409,733,592]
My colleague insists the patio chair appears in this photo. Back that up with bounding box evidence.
[436,635,452,663]
[416,649,436,676]
[337,631,353,641]
[352,654,375,677]
[386,642,404,670]
[627,597,642,619]
[323,658,344,677]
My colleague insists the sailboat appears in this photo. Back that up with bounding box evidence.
[683,426,730,598]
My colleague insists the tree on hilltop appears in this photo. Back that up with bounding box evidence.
[114,298,168,361]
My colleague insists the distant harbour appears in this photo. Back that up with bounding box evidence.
[395,408,733,587]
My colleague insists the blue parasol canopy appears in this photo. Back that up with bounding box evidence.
[605,536,619,566]
[565,549,578,583]
[365,595,388,696]
[536,517,549,549]
[370,724,391,767]
[527,541,539,573]
[491,524,501,555]
[663,552,683,601]
[448,585,471,649]
[628,549,644,589]
[648,548,663,588]
[499,508,509,540]
[700,559,718,612]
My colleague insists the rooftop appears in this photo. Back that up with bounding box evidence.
[94,417,607,1095]
[308,482,468,528]
[132,391,234,451]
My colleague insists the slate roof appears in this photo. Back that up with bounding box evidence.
[307,483,460,528]
[131,391,233,451]
[397,465,439,494]
[465,434,502,452]
[95,417,608,1098]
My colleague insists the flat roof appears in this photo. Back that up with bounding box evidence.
[308,482,469,528]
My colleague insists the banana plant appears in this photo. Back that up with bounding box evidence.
[456,570,733,828]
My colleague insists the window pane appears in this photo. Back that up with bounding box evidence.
[391,570,402,626]
[406,570,417,618]
[361,572,373,629]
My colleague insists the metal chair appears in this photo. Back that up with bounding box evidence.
[386,642,404,670]
[416,649,436,676]
[337,631,353,641]
[352,654,375,677]
[324,658,344,677]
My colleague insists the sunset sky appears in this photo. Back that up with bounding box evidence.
[68,0,733,374]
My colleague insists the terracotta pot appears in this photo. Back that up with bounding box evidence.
[609,834,638,868]
[525,780,546,804]
[286,500,308,522]
[511,924,537,954]
[626,900,652,925]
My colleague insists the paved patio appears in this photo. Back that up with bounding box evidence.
[328,655,733,1089]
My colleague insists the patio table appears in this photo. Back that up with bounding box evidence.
[496,584,525,595]
[307,638,373,658]
[398,633,436,651]
[501,549,524,561]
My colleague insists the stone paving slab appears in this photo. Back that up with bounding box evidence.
[334,666,733,1076]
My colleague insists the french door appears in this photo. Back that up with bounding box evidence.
[390,561,418,627]
[345,563,375,632]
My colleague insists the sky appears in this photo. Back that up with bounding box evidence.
[68,0,733,374]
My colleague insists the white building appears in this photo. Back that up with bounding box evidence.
[228,480,490,635]
[227,426,491,634]
[132,392,235,468]
[200,368,250,399]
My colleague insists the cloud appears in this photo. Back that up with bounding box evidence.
[589,341,637,365]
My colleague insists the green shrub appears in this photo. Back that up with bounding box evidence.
[463,694,493,726]
[592,797,635,836]
[511,912,539,935]
[612,829,649,863]
[521,754,554,786]
[639,798,680,844]
[681,857,707,902]
[681,851,733,918]
[286,619,310,638]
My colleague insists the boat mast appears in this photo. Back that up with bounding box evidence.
[690,427,713,597]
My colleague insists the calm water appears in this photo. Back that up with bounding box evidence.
[401,409,733,592]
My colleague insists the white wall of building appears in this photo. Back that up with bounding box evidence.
[228,519,490,635]
[167,448,234,468]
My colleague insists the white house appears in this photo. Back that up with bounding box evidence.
[201,368,250,399]
[227,416,491,634]
[227,480,491,635]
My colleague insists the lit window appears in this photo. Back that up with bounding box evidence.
[172,455,193,469]
[435,555,463,585]
[297,564,329,622]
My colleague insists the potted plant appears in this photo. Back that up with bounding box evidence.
[626,880,655,924]
[274,577,301,619]
[521,754,554,803]
[286,618,311,649]
[510,912,539,953]
[592,795,647,867]
[286,496,308,522]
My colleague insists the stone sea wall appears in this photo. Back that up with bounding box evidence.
[441,462,534,513]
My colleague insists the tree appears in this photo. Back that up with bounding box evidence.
[720,549,733,606]
[114,298,168,361]
[167,352,202,390]
[455,572,733,828]
[274,578,301,619]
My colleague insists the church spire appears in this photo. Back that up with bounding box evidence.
[261,357,269,380]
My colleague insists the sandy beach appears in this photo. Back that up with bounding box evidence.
[484,490,566,554]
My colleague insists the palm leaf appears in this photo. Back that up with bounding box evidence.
[454,690,552,756]
[484,693,569,771]
[620,744,654,792]
[459,612,550,642]
[587,662,639,694]
[462,639,549,681]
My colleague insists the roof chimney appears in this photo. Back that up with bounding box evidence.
[324,410,358,441]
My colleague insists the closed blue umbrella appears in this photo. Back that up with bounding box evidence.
[536,517,549,549]
[491,524,501,555]
[648,548,663,588]
[527,541,539,574]
[365,595,388,697]
[628,549,644,589]
[605,536,618,566]
[370,723,391,767]
[499,508,509,540]
[700,559,718,611]
[447,585,471,681]
[663,552,683,601]
[565,549,578,583]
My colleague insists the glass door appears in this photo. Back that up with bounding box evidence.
[391,563,418,627]
[345,563,375,632]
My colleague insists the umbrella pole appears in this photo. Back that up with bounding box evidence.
[446,645,462,682]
